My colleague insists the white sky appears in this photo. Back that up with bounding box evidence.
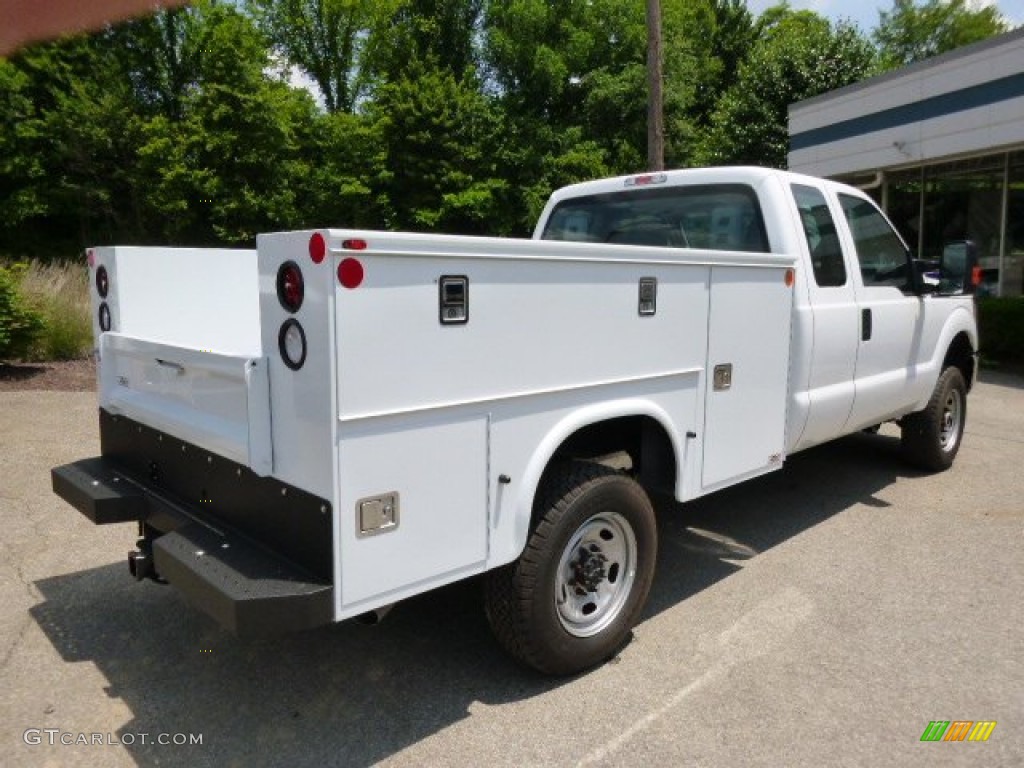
[744,0,1024,32]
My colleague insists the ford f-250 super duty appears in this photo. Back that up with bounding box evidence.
[52,167,978,674]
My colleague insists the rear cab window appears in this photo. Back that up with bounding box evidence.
[540,184,771,253]
[792,183,847,288]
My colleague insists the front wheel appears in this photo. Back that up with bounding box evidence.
[901,366,967,471]
[484,462,657,675]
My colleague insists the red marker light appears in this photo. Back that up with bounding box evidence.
[785,268,795,287]
[87,249,95,267]
[309,232,326,264]
[338,258,364,289]
[342,238,368,251]
[971,266,982,287]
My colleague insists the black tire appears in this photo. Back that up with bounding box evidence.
[483,461,657,675]
[901,366,967,471]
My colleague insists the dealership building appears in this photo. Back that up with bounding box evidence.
[788,27,1024,297]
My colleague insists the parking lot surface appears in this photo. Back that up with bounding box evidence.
[1,372,1022,767]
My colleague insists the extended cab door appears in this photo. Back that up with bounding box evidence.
[836,193,929,430]
[790,183,859,448]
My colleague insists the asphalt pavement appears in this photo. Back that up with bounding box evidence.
[1,372,1022,767]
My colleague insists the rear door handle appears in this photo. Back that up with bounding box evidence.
[861,308,872,341]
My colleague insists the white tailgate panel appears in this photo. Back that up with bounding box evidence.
[337,414,488,609]
[99,333,272,474]
[702,267,793,490]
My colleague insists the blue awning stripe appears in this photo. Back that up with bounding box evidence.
[790,72,1024,152]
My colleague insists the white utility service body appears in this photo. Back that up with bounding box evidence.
[53,167,978,674]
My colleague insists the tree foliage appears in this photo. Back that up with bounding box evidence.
[874,0,1009,68]
[697,10,877,168]
[247,0,392,113]
[0,263,45,360]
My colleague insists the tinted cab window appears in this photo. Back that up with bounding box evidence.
[792,184,847,288]
[839,194,914,294]
[542,184,771,253]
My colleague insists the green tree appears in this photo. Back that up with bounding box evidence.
[0,35,148,253]
[0,264,45,360]
[366,0,483,83]
[246,0,396,112]
[690,0,760,127]
[109,7,201,120]
[698,10,876,168]
[0,60,46,251]
[176,3,321,242]
[874,0,1009,69]
[371,61,504,233]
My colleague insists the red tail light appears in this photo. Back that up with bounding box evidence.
[971,266,982,287]
[276,261,304,313]
[95,265,109,298]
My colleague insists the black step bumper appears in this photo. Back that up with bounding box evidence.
[51,457,333,637]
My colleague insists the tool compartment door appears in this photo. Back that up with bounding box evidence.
[336,413,489,611]
[702,265,793,491]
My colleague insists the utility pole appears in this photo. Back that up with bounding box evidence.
[646,0,664,171]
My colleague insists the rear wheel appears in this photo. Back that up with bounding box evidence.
[484,462,657,675]
[901,366,967,471]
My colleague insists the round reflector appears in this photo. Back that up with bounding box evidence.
[96,265,109,298]
[276,261,304,313]
[278,319,307,370]
[309,232,326,264]
[98,302,112,332]
[338,258,364,290]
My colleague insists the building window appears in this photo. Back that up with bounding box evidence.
[921,156,1003,267]
[1003,152,1024,297]
[885,169,924,259]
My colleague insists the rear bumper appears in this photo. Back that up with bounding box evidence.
[51,457,333,637]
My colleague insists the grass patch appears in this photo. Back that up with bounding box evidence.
[16,260,93,361]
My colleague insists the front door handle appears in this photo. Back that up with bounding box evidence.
[861,308,872,341]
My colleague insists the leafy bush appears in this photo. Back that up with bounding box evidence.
[0,262,45,360]
[17,260,92,361]
[977,297,1024,365]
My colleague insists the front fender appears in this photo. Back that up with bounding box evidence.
[912,303,978,411]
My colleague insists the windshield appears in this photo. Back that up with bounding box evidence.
[540,184,771,253]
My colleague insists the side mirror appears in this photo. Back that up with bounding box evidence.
[937,240,979,296]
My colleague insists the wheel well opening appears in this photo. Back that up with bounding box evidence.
[548,416,677,496]
[943,332,975,390]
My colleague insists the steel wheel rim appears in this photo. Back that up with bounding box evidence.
[554,511,638,638]
[940,387,963,452]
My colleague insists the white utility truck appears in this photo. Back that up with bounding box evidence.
[52,167,978,674]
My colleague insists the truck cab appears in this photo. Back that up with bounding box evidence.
[535,167,978,464]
